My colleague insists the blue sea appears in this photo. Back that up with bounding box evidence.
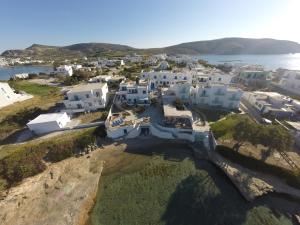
[198,53,300,70]
[0,66,53,80]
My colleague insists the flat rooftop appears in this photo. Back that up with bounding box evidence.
[27,113,67,125]
[162,95,192,118]
[67,83,106,93]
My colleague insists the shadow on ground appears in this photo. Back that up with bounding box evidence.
[123,138,194,162]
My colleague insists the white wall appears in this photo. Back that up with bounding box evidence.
[27,121,61,134]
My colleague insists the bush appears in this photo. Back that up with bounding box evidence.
[0,146,47,184]
[100,112,108,120]
[46,141,76,162]
[94,125,107,138]
[216,145,300,189]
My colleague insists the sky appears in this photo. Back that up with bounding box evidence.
[0,0,300,53]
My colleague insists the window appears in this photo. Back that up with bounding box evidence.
[154,76,157,79]
[209,77,212,80]
[183,77,187,80]
[143,90,146,94]
[218,78,221,81]
[1,88,6,94]
[167,81,169,84]
[86,94,90,98]
[174,76,177,80]
[88,103,92,107]
[163,75,166,79]
[96,92,100,97]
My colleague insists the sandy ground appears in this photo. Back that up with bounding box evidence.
[0,148,105,225]
[28,78,60,86]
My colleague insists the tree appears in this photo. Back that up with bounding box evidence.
[73,70,93,81]
[232,117,258,151]
[261,125,294,161]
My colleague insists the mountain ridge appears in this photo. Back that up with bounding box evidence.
[2,38,300,58]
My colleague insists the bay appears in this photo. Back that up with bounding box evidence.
[0,66,53,80]
[198,53,300,70]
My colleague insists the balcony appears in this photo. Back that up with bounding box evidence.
[214,91,225,96]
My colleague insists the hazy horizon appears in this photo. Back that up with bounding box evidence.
[1,0,300,53]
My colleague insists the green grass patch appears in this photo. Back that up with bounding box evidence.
[8,80,60,96]
[216,145,300,189]
[89,155,292,225]
[211,114,249,139]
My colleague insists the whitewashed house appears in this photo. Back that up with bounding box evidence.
[63,83,109,113]
[0,82,33,109]
[89,75,112,83]
[192,72,233,85]
[157,61,170,70]
[27,112,71,135]
[72,64,82,70]
[279,70,300,95]
[56,65,73,76]
[190,84,243,109]
[116,80,150,105]
[242,91,296,118]
[141,71,192,90]
[11,73,29,80]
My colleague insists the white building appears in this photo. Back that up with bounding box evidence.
[190,83,243,109]
[116,80,150,105]
[11,73,29,80]
[243,91,296,118]
[141,71,192,90]
[27,112,71,135]
[157,61,170,70]
[279,70,300,95]
[0,82,33,109]
[63,83,109,113]
[191,72,233,85]
[56,65,73,76]
[89,75,112,83]
[72,64,82,70]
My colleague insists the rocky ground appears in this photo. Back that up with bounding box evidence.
[210,152,300,202]
[0,149,104,225]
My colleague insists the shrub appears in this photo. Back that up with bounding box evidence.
[94,125,107,138]
[46,141,76,162]
[0,146,47,184]
[100,112,108,120]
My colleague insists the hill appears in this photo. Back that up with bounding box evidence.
[162,38,300,55]
[2,38,300,58]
